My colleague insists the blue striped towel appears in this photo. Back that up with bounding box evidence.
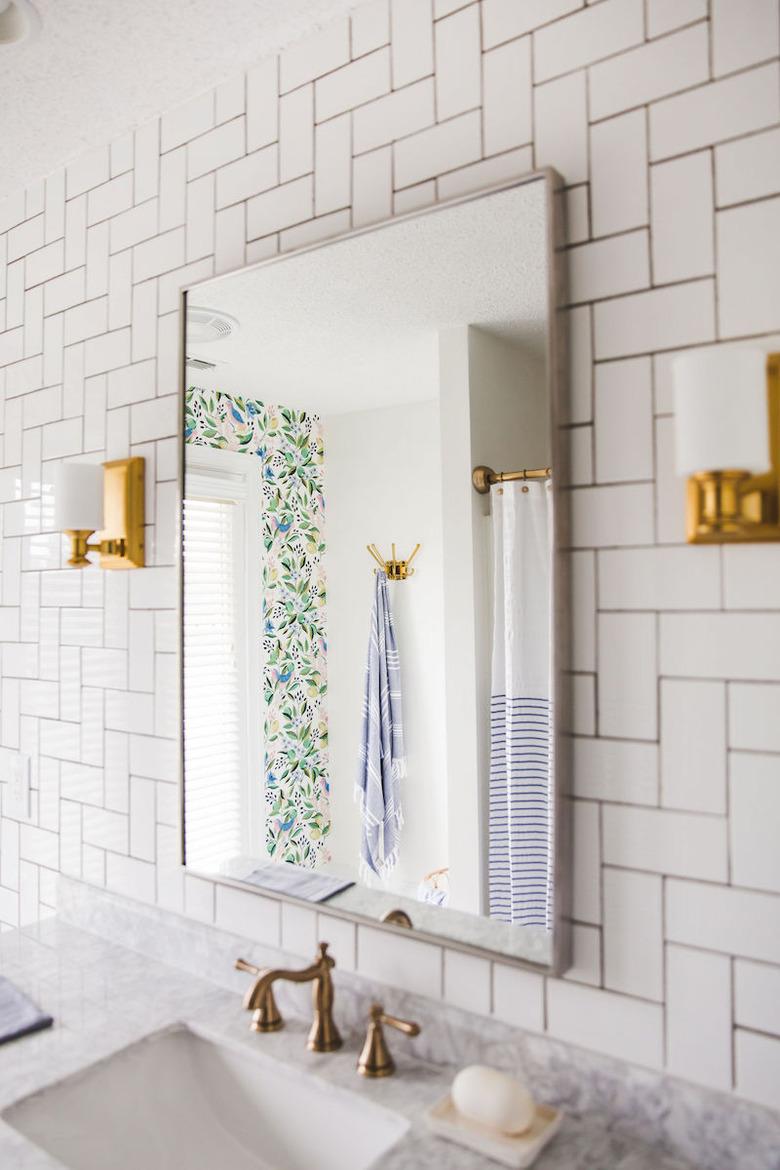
[0,977,53,1046]
[356,570,406,879]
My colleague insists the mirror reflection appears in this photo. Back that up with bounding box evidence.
[182,177,565,967]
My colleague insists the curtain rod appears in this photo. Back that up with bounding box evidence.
[471,465,552,495]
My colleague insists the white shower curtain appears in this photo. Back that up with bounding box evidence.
[488,479,553,930]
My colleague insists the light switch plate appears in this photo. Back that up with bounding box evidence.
[4,752,31,820]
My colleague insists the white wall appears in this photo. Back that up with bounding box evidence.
[323,401,447,899]
[0,0,779,1114]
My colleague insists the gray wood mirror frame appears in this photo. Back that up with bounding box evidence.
[178,170,571,974]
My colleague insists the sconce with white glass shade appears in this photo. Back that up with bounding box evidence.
[672,348,780,543]
[53,458,146,569]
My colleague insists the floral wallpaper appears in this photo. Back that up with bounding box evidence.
[185,387,330,867]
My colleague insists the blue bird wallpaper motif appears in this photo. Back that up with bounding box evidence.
[185,386,330,867]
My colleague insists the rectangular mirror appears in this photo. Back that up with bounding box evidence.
[180,173,569,972]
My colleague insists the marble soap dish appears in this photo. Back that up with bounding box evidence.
[424,1094,563,1168]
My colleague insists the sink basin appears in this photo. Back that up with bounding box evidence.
[3,1023,409,1170]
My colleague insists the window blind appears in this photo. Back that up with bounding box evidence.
[183,494,244,872]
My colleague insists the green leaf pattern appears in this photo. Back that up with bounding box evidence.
[185,386,330,867]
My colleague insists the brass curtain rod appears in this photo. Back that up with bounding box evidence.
[471,464,552,495]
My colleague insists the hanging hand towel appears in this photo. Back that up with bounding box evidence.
[356,570,406,880]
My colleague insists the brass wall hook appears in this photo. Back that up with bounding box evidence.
[357,1003,421,1078]
[367,542,420,581]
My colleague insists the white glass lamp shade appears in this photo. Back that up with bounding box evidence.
[672,348,769,477]
[53,463,104,531]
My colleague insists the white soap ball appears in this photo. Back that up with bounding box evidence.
[451,1065,535,1136]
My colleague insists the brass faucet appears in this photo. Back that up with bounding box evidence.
[235,942,342,1053]
[357,1002,421,1077]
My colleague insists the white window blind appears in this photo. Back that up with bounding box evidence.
[183,493,245,871]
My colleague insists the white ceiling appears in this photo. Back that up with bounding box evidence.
[0,0,356,200]
[187,180,549,416]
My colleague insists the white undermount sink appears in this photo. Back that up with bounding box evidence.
[3,1023,409,1170]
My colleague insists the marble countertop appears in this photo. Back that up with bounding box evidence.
[0,918,693,1170]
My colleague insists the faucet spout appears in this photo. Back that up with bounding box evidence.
[235,942,342,1052]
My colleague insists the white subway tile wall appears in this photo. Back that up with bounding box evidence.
[0,0,778,1112]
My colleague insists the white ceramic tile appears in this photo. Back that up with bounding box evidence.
[435,5,481,122]
[316,49,391,122]
[436,146,532,200]
[590,110,647,237]
[715,127,780,208]
[106,853,156,903]
[246,58,279,151]
[603,805,728,881]
[352,147,392,227]
[594,355,653,482]
[534,0,643,84]
[44,171,65,243]
[481,0,582,49]
[357,923,442,998]
[159,147,187,231]
[661,613,780,682]
[572,736,658,805]
[654,416,687,545]
[590,22,709,122]
[666,944,732,1091]
[87,173,134,227]
[186,174,215,262]
[649,63,780,162]
[279,85,314,182]
[216,76,245,125]
[315,115,351,215]
[564,186,589,246]
[730,751,780,895]
[735,959,780,1037]
[572,799,601,925]
[735,1030,780,1112]
[547,980,663,1069]
[571,230,650,303]
[129,775,156,863]
[730,683,780,753]
[110,199,159,254]
[352,0,390,58]
[394,109,481,188]
[8,215,44,263]
[161,91,215,153]
[65,195,87,271]
[184,873,215,924]
[534,71,588,186]
[390,0,434,88]
[661,680,727,814]
[246,176,313,239]
[111,131,134,178]
[187,118,245,182]
[216,146,277,210]
[603,868,663,1000]
[563,923,601,986]
[564,424,592,485]
[646,0,706,37]
[594,280,715,360]
[651,151,714,284]
[570,483,655,547]
[598,612,657,740]
[215,882,280,945]
[717,197,780,338]
[317,912,357,971]
[598,547,721,611]
[712,0,779,77]
[280,901,317,958]
[491,961,544,1031]
[281,208,351,251]
[280,19,350,92]
[444,948,491,1015]
[353,79,434,154]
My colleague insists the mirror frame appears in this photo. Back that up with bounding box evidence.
[176,168,571,976]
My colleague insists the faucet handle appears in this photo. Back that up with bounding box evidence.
[357,1003,421,1078]
[235,957,261,976]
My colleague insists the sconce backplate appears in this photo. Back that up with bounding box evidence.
[99,457,146,568]
[686,353,780,543]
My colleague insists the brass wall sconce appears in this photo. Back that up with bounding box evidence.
[53,457,146,569]
[673,350,780,543]
[367,542,420,580]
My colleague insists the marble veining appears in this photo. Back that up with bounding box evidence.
[0,917,692,1170]
[9,877,772,1170]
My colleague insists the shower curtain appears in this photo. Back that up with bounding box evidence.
[488,479,553,930]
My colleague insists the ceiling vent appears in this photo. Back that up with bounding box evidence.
[186,307,239,346]
[185,356,217,371]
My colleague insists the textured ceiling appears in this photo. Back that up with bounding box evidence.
[0,0,356,199]
[187,180,549,415]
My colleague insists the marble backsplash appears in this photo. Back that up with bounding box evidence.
[57,877,780,1170]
